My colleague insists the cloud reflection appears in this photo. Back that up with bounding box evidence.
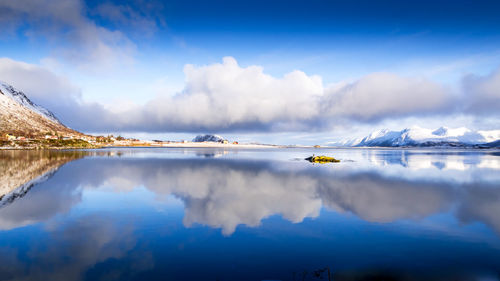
[0,214,150,281]
[1,150,499,236]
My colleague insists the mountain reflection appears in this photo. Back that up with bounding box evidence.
[360,149,500,171]
[1,149,499,236]
[0,150,111,230]
[0,150,87,207]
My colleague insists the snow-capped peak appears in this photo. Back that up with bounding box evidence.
[192,134,226,142]
[0,81,61,124]
[432,126,448,136]
[367,129,390,140]
[335,126,500,147]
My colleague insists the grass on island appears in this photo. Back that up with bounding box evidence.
[305,155,341,163]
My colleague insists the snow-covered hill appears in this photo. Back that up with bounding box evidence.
[0,81,79,136]
[192,134,226,142]
[334,126,500,147]
[0,82,60,123]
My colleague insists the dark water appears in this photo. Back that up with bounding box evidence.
[1,148,500,281]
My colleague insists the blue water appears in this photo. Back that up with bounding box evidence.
[0,148,500,280]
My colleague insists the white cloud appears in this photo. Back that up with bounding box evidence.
[125,58,454,131]
[0,57,114,130]
[137,57,324,131]
[322,72,452,121]
[0,0,159,72]
[462,68,500,115]
[0,57,81,102]
[1,57,499,133]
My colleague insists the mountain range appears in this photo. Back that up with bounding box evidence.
[334,126,500,147]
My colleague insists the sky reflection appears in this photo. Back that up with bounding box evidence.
[0,148,499,280]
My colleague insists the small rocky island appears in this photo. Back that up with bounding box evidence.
[306,155,340,163]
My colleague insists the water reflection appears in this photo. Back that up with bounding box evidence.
[0,149,499,280]
[1,149,499,235]
[0,214,149,281]
[93,156,500,235]
[0,150,85,206]
[0,150,105,229]
[360,149,500,171]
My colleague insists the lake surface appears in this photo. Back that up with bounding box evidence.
[1,148,500,281]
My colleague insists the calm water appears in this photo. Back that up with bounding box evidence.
[1,148,500,281]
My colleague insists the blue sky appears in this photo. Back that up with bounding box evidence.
[0,0,499,143]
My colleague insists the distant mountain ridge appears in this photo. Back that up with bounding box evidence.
[334,126,500,147]
[0,81,80,137]
[192,134,226,142]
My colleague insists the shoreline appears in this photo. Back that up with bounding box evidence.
[1,144,499,150]
[113,142,284,149]
[0,142,285,150]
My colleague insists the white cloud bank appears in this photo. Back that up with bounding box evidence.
[139,57,324,131]
[0,56,499,133]
[322,72,452,121]
[0,57,113,131]
[462,68,500,114]
[111,57,456,132]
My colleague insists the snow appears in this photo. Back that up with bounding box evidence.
[0,80,77,135]
[192,134,225,142]
[0,81,61,124]
[336,126,500,147]
[478,130,500,143]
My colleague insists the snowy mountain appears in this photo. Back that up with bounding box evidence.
[192,134,226,143]
[0,81,79,136]
[0,82,60,123]
[334,126,500,147]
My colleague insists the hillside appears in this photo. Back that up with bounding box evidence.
[0,81,81,137]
